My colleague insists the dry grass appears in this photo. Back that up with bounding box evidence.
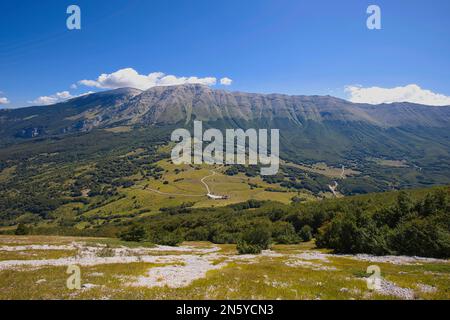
[0,236,448,300]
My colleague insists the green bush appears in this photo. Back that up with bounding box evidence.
[208,223,237,244]
[298,225,313,242]
[15,223,30,235]
[389,217,450,258]
[316,210,390,255]
[185,226,210,241]
[151,231,183,246]
[236,241,263,254]
[237,223,271,254]
[316,189,449,258]
[271,221,299,244]
[211,232,236,244]
[118,224,146,242]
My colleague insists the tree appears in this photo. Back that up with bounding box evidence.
[151,231,183,246]
[397,191,413,216]
[316,210,390,255]
[237,223,271,254]
[299,225,313,242]
[271,221,299,244]
[389,218,450,258]
[236,241,262,254]
[185,226,209,241]
[119,224,146,242]
[15,223,30,235]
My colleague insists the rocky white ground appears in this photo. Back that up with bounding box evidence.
[1,240,448,299]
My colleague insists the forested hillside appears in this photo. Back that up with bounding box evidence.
[8,185,449,258]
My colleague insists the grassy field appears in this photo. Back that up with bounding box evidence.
[0,235,448,300]
[75,159,307,225]
[281,160,360,179]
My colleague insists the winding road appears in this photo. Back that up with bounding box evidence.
[328,166,346,197]
[145,166,224,198]
[200,167,222,195]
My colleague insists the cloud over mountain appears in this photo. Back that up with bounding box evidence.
[0,97,9,105]
[29,91,94,106]
[345,84,450,106]
[77,68,222,91]
[29,91,74,105]
[220,77,233,85]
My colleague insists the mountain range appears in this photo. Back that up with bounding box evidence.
[1,84,449,190]
[1,84,449,136]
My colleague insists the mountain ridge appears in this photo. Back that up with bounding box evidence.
[1,84,449,191]
[1,84,449,142]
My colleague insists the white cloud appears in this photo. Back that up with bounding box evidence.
[78,91,95,97]
[29,91,74,105]
[220,77,233,86]
[29,91,94,106]
[345,84,450,106]
[0,97,10,105]
[77,68,219,90]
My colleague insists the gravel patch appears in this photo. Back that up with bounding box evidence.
[291,252,331,262]
[375,279,415,300]
[350,254,448,265]
[0,244,76,252]
[417,283,438,294]
[0,241,447,292]
[146,245,220,254]
[285,259,337,271]
[131,255,226,288]
[0,253,211,270]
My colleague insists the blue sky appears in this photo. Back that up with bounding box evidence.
[1,0,450,108]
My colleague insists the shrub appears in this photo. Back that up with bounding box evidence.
[15,223,30,235]
[291,196,307,203]
[389,217,450,258]
[185,226,210,241]
[315,189,450,258]
[208,224,236,244]
[97,245,115,257]
[271,221,299,244]
[237,223,271,254]
[236,241,263,254]
[224,166,239,176]
[316,210,390,255]
[211,232,236,244]
[152,231,183,246]
[299,225,313,242]
[118,224,146,242]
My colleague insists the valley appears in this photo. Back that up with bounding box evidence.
[0,85,449,301]
[2,0,449,304]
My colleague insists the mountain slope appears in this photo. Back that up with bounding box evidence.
[1,84,449,140]
[83,84,450,128]
[1,84,449,190]
[0,88,142,142]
